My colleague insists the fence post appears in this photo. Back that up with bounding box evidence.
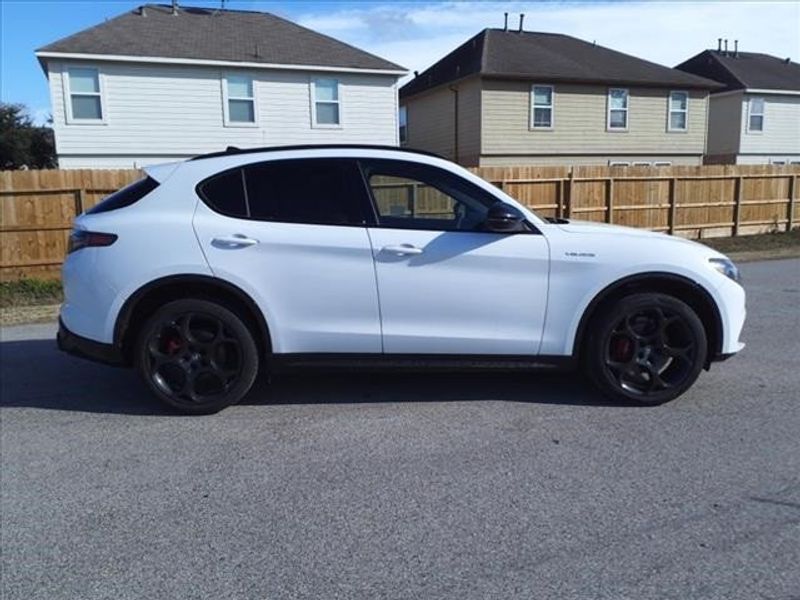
[564,168,573,219]
[73,189,86,217]
[788,175,797,232]
[732,176,743,236]
[668,177,677,235]
[556,179,564,219]
[606,178,614,224]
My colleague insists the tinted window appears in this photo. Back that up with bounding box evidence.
[86,176,159,215]
[198,170,248,217]
[360,159,497,232]
[243,159,368,225]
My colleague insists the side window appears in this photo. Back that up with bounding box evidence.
[198,159,369,225]
[312,78,340,126]
[243,159,368,225]
[748,97,765,132]
[608,88,629,130]
[361,159,498,232]
[66,67,104,121]
[224,75,256,125]
[198,170,249,217]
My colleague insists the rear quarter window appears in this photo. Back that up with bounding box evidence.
[197,170,249,217]
[86,176,159,214]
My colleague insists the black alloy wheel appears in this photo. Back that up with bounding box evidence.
[585,293,707,405]
[137,299,259,414]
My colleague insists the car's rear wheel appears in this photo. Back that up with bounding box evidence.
[135,299,259,414]
[584,293,707,405]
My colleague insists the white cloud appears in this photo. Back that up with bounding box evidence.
[294,1,800,78]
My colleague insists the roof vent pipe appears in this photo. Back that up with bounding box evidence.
[518,13,525,33]
[503,12,508,32]
[734,40,738,57]
[717,38,722,52]
[724,39,728,55]
[139,5,146,16]
[172,0,179,15]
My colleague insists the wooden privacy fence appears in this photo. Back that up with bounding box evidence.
[0,169,141,280]
[471,164,799,237]
[0,164,798,281]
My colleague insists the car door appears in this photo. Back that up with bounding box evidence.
[360,159,550,355]
[192,158,381,354]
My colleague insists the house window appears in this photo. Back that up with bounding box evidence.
[654,161,673,167]
[530,85,554,129]
[399,106,408,143]
[67,67,103,121]
[313,78,340,126]
[632,161,651,167]
[609,161,630,167]
[225,75,256,124]
[668,91,688,131]
[748,97,764,132]
[608,88,629,130]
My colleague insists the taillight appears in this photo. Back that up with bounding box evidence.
[67,230,118,254]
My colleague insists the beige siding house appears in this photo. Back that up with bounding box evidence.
[401,29,720,167]
[676,49,800,165]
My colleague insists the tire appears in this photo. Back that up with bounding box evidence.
[583,293,707,406]
[135,298,259,414]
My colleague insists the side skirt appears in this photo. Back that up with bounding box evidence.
[268,353,576,373]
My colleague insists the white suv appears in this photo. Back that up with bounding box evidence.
[58,146,745,414]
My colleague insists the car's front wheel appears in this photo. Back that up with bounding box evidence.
[135,299,259,414]
[584,293,707,405]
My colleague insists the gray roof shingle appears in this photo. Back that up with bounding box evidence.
[37,4,405,72]
[401,29,720,99]
[675,50,800,92]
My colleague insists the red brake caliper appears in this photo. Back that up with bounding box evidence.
[611,337,633,362]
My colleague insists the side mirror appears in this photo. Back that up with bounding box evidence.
[484,202,528,233]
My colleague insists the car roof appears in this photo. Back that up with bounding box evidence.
[189,144,444,162]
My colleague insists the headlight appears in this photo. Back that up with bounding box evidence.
[709,258,740,282]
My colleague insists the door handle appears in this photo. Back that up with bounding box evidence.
[211,234,259,247]
[381,244,423,256]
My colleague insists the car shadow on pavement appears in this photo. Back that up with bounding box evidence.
[0,339,618,415]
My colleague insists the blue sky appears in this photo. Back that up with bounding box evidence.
[2,0,798,124]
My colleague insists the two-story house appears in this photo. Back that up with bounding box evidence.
[35,3,406,168]
[676,47,800,165]
[400,28,721,167]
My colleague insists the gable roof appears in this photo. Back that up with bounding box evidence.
[675,50,800,93]
[36,4,405,74]
[401,29,720,99]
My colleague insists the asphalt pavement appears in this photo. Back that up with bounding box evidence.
[2,258,799,600]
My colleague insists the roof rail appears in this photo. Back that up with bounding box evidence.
[189,144,445,162]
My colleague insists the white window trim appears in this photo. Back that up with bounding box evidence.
[222,74,258,128]
[609,161,631,167]
[746,96,765,134]
[310,77,342,129]
[530,84,554,130]
[607,88,629,132]
[654,161,673,167]
[667,90,689,133]
[62,66,107,125]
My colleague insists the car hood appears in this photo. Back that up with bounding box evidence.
[554,219,727,256]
